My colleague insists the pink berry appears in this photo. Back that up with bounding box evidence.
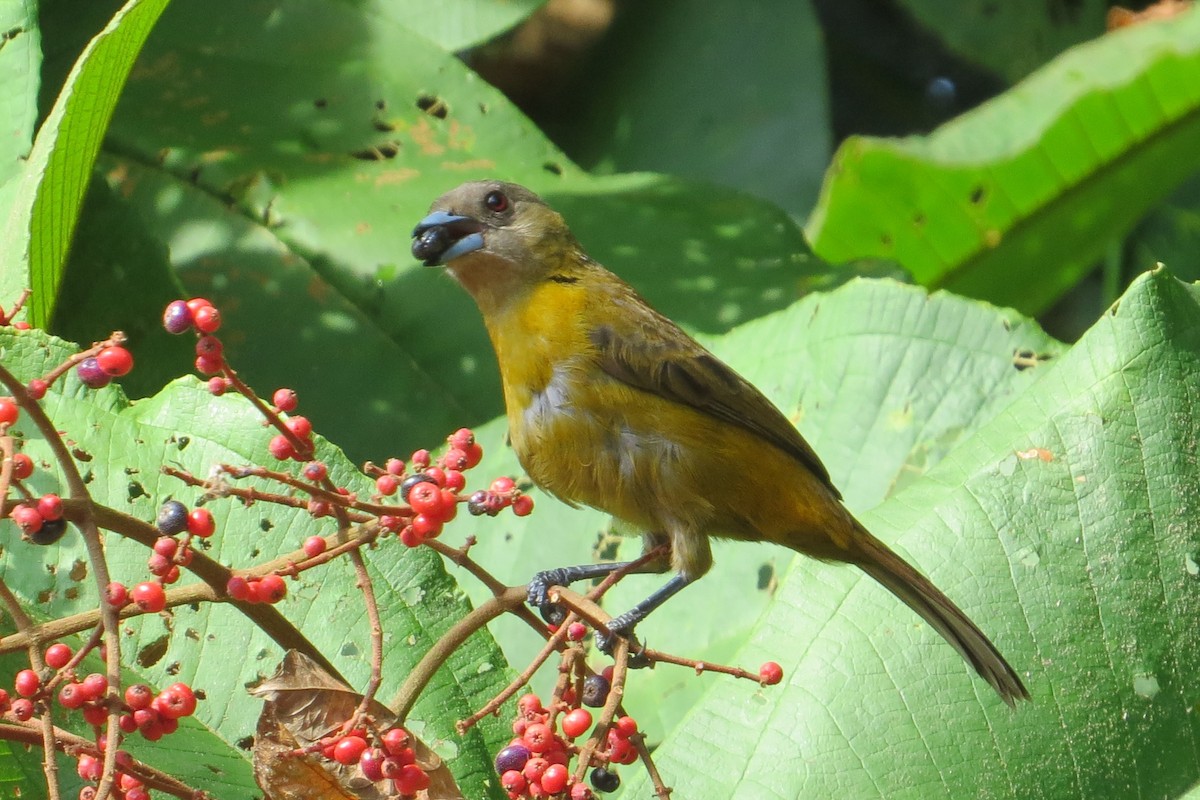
[302,536,326,558]
[193,304,221,333]
[36,494,63,521]
[512,494,534,517]
[268,434,295,460]
[253,574,287,604]
[105,581,128,607]
[26,379,48,400]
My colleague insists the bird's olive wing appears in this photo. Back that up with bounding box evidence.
[588,295,839,499]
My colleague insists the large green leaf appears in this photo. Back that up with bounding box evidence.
[0,329,514,798]
[93,0,830,461]
[806,10,1200,315]
[381,0,547,52]
[0,0,40,217]
[625,268,1200,798]
[0,0,170,327]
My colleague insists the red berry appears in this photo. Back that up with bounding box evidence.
[449,428,474,449]
[398,526,422,548]
[26,379,47,400]
[194,354,223,375]
[11,452,33,479]
[522,722,554,753]
[561,708,592,738]
[130,581,166,613]
[303,461,327,481]
[77,754,101,781]
[14,669,40,697]
[490,476,516,494]
[81,703,108,727]
[302,536,326,558]
[156,683,197,718]
[195,335,222,358]
[10,698,33,721]
[501,769,527,794]
[79,673,107,701]
[10,504,43,534]
[284,415,312,439]
[163,300,194,334]
[444,469,466,491]
[187,508,216,538]
[193,304,221,333]
[410,449,431,468]
[571,783,595,800]
[268,434,295,461]
[359,748,386,781]
[96,346,134,377]
[512,494,534,517]
[567,622,587,641]
[541,763,568,794]
[385,458,405,475]
[105,582,128,607]
[759,661,784,686]
[37,494,63,521]
[272,388,298,411]
[45,643,72,669]
[226,576,252,601]
[614,715,638,738]
[382,727,411,755]
[332,735,367,765]
[376,474,399,496]
[411,513,442,539]
[58,683,86,709]
[517,693,544,716]
[522,756,550,784]
[208,376,230,395]
[393,763,430,795]
[461,442,483,468]
[125,788,149,800]
[441,447,469,471]
[0,397,18,425]
[407,482,443,516]
[253,574,287,604]
[125,684,153,710]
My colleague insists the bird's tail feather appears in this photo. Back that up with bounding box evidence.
[851,524,1030,706]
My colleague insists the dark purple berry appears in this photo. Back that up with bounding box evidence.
[156,500,189,535]
[590,767,620,793]
[28,518,68,546]
[582,674,610,708]
[493,744,531,775]
[467,490,489,516]
[76,357,111,389]
[163,300,193,334]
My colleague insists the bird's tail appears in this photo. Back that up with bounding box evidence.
[850,522,1030,706]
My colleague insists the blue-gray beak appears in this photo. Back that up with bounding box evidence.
[412,211,486,266]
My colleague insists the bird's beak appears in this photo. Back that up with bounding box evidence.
[411,211,486,266]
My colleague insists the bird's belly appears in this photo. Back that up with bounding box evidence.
[510,371,689,529]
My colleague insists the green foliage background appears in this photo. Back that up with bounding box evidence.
[1,1,1199,797]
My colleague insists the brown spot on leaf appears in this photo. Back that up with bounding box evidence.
[137,634,170,668]
[416,94,448,119]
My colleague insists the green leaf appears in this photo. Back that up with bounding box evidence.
[546,0,831,217]
[625,268,1200,798]
[97,0,831,460]
[0,0,171,327]
[896,0,1107,81]
[0,0,41,307]
[806,10,1200,315]
[0,329,514,798]
[444,277,1061,743]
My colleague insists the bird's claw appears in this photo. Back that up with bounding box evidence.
[527,568,573,607]
[595,613,652,669]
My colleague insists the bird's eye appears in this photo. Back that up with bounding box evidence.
[484,190,509,213]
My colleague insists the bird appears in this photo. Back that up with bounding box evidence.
[411,180,1030,706]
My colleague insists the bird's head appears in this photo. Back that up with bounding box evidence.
[412,181,581,312]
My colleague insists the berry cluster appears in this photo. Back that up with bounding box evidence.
[467,475,534,518]
[6,491,67,545]
[2,642,201,799]
[491,686,639,799]
[316,725,430,794]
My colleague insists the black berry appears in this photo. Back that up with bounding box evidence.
[156,500,189,535]
[590,767,620,793]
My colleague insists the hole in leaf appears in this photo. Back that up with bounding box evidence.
[416,94,448,119]
[970,186,986,204]
[137,635,170,668]
[543,162,563,176]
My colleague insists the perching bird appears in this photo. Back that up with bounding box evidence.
[412,181,1029,706]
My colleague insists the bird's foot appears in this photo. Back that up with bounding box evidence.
[595,611,652,669]
[527,568,574,608]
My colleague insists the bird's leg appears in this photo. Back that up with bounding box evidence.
[595,572,693,659]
